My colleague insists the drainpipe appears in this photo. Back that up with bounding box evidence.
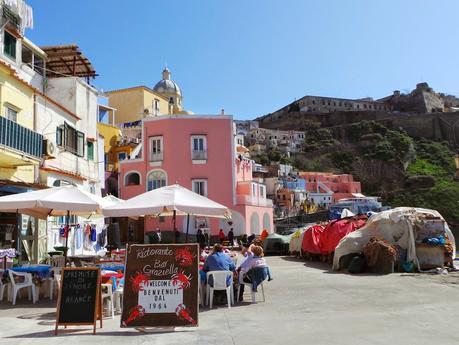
[33,94,40,184]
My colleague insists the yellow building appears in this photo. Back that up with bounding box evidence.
[97,121,140,196]
[0,61,42,184]
[107,67,192,124]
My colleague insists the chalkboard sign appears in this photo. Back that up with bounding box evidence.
[121,244,199,328]
[55,267,102,335]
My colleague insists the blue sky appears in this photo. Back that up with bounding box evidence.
[27,0,459,120]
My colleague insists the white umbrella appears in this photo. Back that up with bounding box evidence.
[0,185,101,264]
[103,184,230,218]
[103,184,231,242]
[101,195,125,208]
[0,185,100,219]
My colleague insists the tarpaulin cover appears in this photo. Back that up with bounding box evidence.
[301,225,325,254]
[333,207,456,271]
[289,229,306,253]
[318,217,367,255]
[263,233,292,254]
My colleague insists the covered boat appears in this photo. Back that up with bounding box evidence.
[301,225,325,255]
[263,233,292,255]
[319,216,367,255]
[333,207,456,271]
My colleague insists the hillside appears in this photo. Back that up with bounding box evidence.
[252,120,459,227]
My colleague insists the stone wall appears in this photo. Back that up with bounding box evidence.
[257,110,459,148]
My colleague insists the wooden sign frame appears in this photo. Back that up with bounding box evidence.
[121,244,199,328]
[54,267,103,335]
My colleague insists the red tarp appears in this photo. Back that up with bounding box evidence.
[318,217,367,255]
[301,225,325,254]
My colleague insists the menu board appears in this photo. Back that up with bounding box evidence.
[121,244,199,328]
[55,267,102,335]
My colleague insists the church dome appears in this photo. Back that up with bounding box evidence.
[153,67,182,97]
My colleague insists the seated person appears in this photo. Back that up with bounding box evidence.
[237,245,272,300]
[203,243,235,287]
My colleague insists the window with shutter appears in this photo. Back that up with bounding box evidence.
[87,141,94,160]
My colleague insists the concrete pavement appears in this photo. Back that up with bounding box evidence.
[1,256,459,345]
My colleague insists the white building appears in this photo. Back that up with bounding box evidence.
[0,2,104,258]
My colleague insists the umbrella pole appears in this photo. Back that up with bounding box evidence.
[64,210,70,267]
[173,210,177,243]
[16,210,21,264]
[185,214,190,243]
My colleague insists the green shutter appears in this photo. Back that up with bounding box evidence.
[87,141,94,161]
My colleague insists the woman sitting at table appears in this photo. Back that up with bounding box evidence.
[237,245,272,301]
[203,243,235,275]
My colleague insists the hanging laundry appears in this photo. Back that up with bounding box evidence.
[90,225,97,242]
[75,225,82,250]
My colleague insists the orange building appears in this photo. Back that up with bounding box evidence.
[300,172,363,204]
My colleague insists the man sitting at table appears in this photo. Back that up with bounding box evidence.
[203,244,235,304]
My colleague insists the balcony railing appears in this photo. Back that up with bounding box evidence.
[150,152,163,162]
[236,194,273,207]
[192,150,207,160]
[0,116,43,158]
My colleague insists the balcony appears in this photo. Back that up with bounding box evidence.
[0,116,43,165]
[253,163,268,173]
[192,150,207,160]
[236,194,273,207]
[150,152,163,162]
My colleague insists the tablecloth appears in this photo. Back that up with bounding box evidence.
[11,265,51,279]
[0,248,16,259]
[98,264,124,272]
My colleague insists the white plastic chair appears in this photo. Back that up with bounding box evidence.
[198,276,205,307]
[101,283,115,319]
[206,271,234,309]
[237,273,266,303]
[47,267,61,300]
[114,279,124,313]
[0,269,9,301]
[8,270,37,305]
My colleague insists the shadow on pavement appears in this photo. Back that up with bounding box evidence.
[4,328,195,338]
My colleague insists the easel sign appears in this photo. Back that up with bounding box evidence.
[121,244,199,328]
[55,267,102,335]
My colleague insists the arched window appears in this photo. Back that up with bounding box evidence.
[263,212,271,232]
[125,171,140,186]
[147,170,167,191]
[250,213,260,235]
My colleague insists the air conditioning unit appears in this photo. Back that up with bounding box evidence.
[42,139,56,158]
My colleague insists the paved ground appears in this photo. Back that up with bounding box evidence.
[1,256,459,345]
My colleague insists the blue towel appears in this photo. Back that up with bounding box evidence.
[245,266,272,291]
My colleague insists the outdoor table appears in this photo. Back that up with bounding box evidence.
[101,271,124,291]
[68,255,98,266]
[11,264,52,280]
[101,271,123,284]
[97,263,124,272]
[0,248,16,269]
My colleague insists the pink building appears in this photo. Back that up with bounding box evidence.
[119,115,273,238]
[300,172,362,203]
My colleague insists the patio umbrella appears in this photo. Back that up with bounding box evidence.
[0,185,101,219]
[102,184,231,242]
[0,185,101,264]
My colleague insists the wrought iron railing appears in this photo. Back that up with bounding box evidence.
[192,150,207,160]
